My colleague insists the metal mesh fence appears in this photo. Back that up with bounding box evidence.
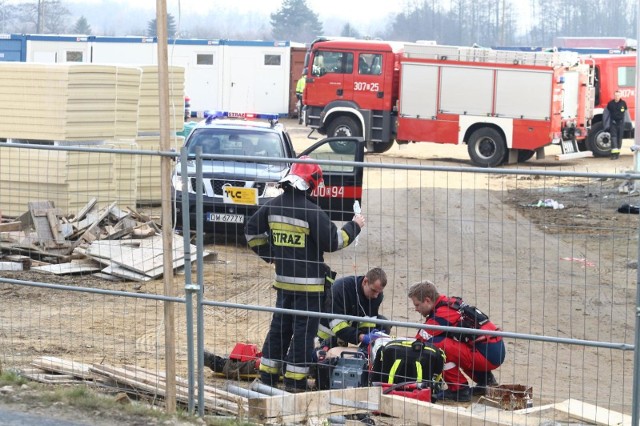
[0,142,637,424]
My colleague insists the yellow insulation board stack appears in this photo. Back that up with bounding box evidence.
[137,65,185,134]
[105,140,140,209]
[135,135,184,204]
[0,145,117,217]
[0,63,142,141]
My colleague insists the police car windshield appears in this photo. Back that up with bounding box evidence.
[188,129,284,159]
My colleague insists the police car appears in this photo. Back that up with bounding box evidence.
[172,111,365,233]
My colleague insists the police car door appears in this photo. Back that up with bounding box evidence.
[299,137,365,221]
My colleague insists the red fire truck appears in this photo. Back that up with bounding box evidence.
[583,54,636,156]
[303,39,594,167]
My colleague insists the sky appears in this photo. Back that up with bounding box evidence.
[42,0,405,39]
[140,0,401,21]
[57,0,404,26]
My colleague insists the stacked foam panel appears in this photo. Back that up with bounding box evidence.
[135,135,184,204]
[137,65,185,135]
[0,63,142,141]
[0,145,116,217]
[106,140,139,209]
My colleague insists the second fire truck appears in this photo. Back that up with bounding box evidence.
[303,39,594,167]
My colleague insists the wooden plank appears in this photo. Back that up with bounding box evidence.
[120,364,245,403]
[104,226,134,240]
[92,272,125,281]
[91,364,242,414]
[74,212,100,233]
[3,242,71,263]
[553,398,631,426]
[248,386,379,421]
[108,205,129,221]
[31,356,93,379]
[72,197,97,223]
[85,240,140,259]
[0,261,24,271]
[98,235,191,277]
[555,151,593,161]
[46,210,65,243]
[378,393,541,426]
[21,371,82,384]
[78,201,116,244]
[101,264,153,281]
[28,201,70,251]
[0,221,23,232]
[32,260,102,275]
[3,255,31,270]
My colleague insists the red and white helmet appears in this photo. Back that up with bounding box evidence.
[280,156,324,191]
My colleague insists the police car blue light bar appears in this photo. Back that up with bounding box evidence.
[204,110,279,124]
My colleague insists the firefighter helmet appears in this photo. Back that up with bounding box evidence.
[280,156,324,191]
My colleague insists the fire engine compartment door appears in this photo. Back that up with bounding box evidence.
[299,137,365,222]
[561,70,580,119]
[495,70,552,120]
[440,66,493,115]
[399,63,438,118]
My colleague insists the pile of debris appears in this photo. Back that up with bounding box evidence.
[0,198,197,281]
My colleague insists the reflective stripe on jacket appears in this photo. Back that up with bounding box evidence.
[245,187,361,293]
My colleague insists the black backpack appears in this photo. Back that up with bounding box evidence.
[445,296,490,343]
[369,339,445,390]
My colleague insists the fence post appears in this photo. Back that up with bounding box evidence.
[181,147,197,415]
[195,148,206,416]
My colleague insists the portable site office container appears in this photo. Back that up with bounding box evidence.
[25,34,91,63]
[0,34,25,61]
[221,40,291,115]
[0,34,294,116]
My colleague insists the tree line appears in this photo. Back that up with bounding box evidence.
[0,0,636,48]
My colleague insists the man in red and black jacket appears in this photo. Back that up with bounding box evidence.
[408,280,506,402]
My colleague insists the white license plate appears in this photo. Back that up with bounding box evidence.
[206,213,244,223]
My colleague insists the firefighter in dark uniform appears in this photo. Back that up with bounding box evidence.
[317,267,390,352]
[245,156,365,392]
[605,90,628,160]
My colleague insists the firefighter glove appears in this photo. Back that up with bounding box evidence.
[361,329,384,346]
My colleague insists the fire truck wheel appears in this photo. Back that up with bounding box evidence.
[328,116,360,154]
[467,127,506,167]
[368,141,394,154]
[585,121,610,157]
[517,150,535,163]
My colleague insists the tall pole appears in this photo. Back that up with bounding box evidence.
[156,0,177,414]
[631,4,640,425]
[37,0,44,33]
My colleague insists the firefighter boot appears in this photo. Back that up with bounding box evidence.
[472,371,498,396]
[435,385,471,402]
[260,372,280,388]
[284,378,309,393]
[203,351,226,373]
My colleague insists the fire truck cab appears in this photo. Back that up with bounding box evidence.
[304,39,403,154]
[584,54,636,156]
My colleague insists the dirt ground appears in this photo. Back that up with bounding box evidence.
[1,120,639,421]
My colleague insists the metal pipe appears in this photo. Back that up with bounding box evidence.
[225,383,266,399]
[250,380,290,396]
[633,5,640,425]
